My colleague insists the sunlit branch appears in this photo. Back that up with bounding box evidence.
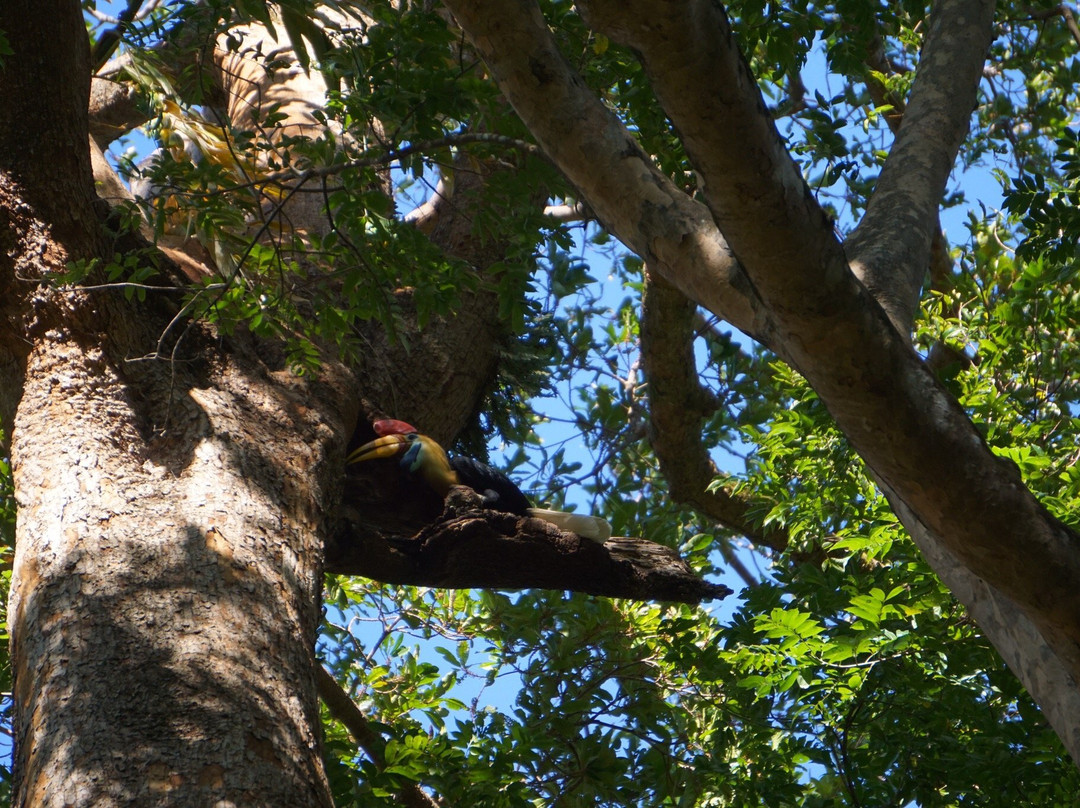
[542,200,591,223]
[862,30,957,311]
[403,174,453,234]
[442,0,765,340]
[846,0,995,333]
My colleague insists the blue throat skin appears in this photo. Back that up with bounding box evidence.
[402,439,423,474]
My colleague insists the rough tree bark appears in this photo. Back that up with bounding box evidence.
[1,2,346,805]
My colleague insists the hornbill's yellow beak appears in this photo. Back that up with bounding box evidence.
[346,433,412,465]
[346,431,457,496]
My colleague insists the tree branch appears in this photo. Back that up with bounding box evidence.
[402,174,452,234]
[862,26,961,335]
[576,0,1080,730]
[441,0,767,340]
[89,77,147,148]
[328,482,731,604]
[578,0,839,318]
[640,267,787,554]
[862,31,907,136]
[316,666,388,767]
[885,491,1080,769]
[845,0,995,332]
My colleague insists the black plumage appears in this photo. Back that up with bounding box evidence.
[448,455,533,515]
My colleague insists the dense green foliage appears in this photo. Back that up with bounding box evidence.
[4,0,1080,804]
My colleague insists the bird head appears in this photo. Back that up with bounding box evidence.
[347,432,456,494]
[346,432,417,466]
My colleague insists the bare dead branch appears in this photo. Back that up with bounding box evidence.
[329,481,731,604]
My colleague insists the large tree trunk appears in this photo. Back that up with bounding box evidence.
[1,2,349,804]
[10,330,344,807]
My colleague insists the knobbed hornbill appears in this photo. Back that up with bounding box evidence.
[348,421,612,543]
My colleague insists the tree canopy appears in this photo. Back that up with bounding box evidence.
[2,0,1080,805]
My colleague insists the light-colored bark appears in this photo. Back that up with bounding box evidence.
[887,493,1080,761]
[844,0,995,330]
[440,0,767,342]
[583,0,1080,716]
[576,0,839,312]
[10,320,342,807]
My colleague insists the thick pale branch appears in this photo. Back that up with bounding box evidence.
[579,0,840,317]
[441,0,766,339]
[886,493,1080,765]
[582,0,987,335]
[862,30,960,323]
[845,0,995,331]
[861,30,962,364]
